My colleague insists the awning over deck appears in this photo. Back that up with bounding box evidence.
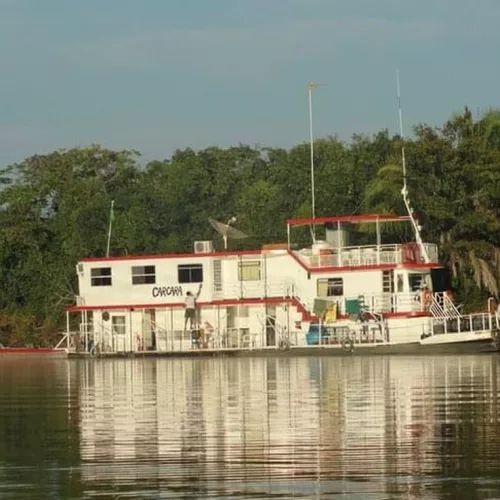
[286,214,411,227]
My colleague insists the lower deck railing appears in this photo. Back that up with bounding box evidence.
[429,312,495,337]
[64,303,499,355]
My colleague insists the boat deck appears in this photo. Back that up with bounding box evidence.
[67,336,497,358]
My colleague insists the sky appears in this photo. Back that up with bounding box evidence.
[0,0,499,166]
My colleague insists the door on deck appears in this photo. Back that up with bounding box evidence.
[382,270,395,313]
[394,272,406,313]
[265,305,277,347]
[143,309,156,350]
[111,315,126,352]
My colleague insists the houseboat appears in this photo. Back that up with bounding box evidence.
[64,213,499,356]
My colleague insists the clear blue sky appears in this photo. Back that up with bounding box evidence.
[0,0,499,166]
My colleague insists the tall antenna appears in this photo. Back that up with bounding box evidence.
[396,70,430,264]
[396,70,407,194]
[307,82,326,242]
[308,82,318,241]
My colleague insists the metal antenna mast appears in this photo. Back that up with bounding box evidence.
[396,70,429,263]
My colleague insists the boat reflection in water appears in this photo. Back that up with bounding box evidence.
[78,355,500,498]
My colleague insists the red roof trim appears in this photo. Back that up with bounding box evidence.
[66,296,432,328]
[309,262,441,273]
[287,249,309,271]
[81,249,262,263]
[287,214,411,227]
[66,296,295,312]
[65,296,434,321]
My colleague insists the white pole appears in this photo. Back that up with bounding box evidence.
[396,70,407,193]
[106,200,114,257]
[396,70,430,264]
[308,83,316,225]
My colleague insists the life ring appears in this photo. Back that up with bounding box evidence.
[342,337,354,353]
[279,339,290,350]
[90,343,101,357]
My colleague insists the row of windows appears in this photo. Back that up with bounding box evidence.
[90,262,344,293]
[91,264,206,287]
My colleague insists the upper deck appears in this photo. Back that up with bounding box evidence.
[72,212,442,311]
[292,241,439,269]
[286,214,439,268]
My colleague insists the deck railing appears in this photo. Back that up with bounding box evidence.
[293,242,439,268]
[430,312,494,336]
[303,291,425,316]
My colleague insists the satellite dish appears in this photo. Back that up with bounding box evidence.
[208,217,248,250]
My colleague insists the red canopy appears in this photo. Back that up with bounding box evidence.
[287,214,411,227]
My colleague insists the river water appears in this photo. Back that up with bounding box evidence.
[0,354,500,499]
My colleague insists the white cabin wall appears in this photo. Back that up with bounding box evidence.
[263,253,309,294]
[219,257,239,297]
[78,252,384,310]
[78,256,215,307]
[341,270,383,298]
[265,256,384,308]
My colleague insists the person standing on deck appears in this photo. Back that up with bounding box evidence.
[184,283,202,332]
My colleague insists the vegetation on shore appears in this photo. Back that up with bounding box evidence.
[1,107,500,346]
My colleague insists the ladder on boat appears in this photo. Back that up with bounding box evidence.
[429,293,461,320]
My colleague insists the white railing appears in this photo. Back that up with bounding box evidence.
[294,242,439,268]
[430,312,494,336]
[430,292,461,319]
[303,292,424,317]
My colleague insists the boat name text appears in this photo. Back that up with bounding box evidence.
[152,286,183,298]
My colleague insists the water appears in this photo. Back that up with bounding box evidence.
[1,355,500,499]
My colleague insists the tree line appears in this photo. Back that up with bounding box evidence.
[1,107,500,346]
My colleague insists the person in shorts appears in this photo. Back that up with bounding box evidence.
[184,283,202,332]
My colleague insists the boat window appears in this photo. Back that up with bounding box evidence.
[238,260,261,281]
[91,267,112,286]
[409,274,425,292]
[317,278,343,297]
[132,265,156,285]
[178,264,203,283]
